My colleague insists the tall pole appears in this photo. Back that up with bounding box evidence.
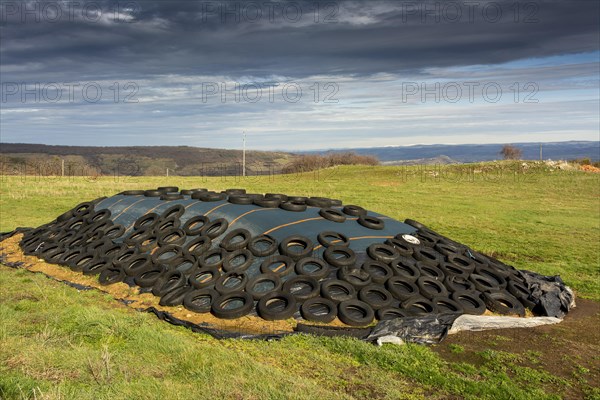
[242,131,246,177]
[540,143,543,161]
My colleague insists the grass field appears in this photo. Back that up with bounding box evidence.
[1,164,599,399]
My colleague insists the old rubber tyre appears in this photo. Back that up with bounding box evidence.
[317,231,349,248]
[300,297,337,323]
[183,288,218,313]
[248,234,278,257]
[338,300,375,326]
[211,291,254,319]
[245,273,282,300]
[257,292,297,321]
[323,245,356,268]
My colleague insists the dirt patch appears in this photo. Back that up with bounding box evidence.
[434,299,600,399]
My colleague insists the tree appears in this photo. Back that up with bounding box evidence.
[500,144,522,160]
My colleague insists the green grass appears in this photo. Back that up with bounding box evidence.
[1,163,599,399]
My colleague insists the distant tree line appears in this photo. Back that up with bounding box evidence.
[283,152,379,173]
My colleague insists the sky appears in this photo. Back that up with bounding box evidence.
[0,0,599,150]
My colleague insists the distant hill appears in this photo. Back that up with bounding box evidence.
[307,141,600,163]
[0,143,295,176]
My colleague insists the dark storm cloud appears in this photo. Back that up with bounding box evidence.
[1,0,599,81]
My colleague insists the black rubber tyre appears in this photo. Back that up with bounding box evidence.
[475,265,507,289]
[439,262,470,279]
[157,228,186,247]
[279,235,313,261]
[469,273,498,293]
[321,279,356,303]
[416,263,445,281]
[417,276,449,300]
[245,273,282,300]
[507,280,531,300]
[189,266,221,289]
[157,186,179,193]
[221,249,254,272]
[193,191,227,202]
[121,190,145,196]
[300,297,337,323]
[319,208,346,223]
[386,277,420,301]
[212,291,254,319]
[254,197,280,208]
[134,267,164,288]
[159,285,190,307]
[220,228,251,251]
[98,267,126,285]
[160,194,184,201]
[260,255,295,277]
[265,193,288,202]
[154,216,181,233]
[183,216,209,236]
[444,275,475,292]
[317,231,349,248]
[306,197,331,208]
[358,284,394,310]
[451,291,486,315]
[124,228,152,247]
[151,244,183,265]
[228,194,254,205]
[403,219,427,230]
[357,215,385,230]
[323,245,356,268]
[337,266,372,288]
[431,297,465,314]
[415,230,439,247]
[390,258,420,281]
[385,238,414,257]
[287,196,307,203]
[412,247,443,267]
[367,243,400,264]
[214,271,248,294]
[197,248,225,269]
[446,253,476,273]
[376,307,409,320]
[183,236,212,258]
[86,209,111,224]
[434,242,465,257]
[248,234,278,257]
[82,257,111,276]
[225,188,247,195]
[257,292,297,321]
[483,292,526,317]
[170,256,196,273]
[152,270,186,297]
[283,276,320,302]
[144,190,162,197]
[295,257,330,280]
[338,300,375,326]
[342,205,367,217]
[134,213,160,231]
[200,218,229,239]
[401,297,439,316]
[103,224,125,240]
[362,260,394,284]
[280,201,307,212]
[183,288,219,313]
[123,254,153,276]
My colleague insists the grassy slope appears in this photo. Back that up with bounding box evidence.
[1,164,599,399]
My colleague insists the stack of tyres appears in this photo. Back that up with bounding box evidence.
[19,188,538,327]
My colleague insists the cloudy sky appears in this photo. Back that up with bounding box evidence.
[0,0,598,150]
